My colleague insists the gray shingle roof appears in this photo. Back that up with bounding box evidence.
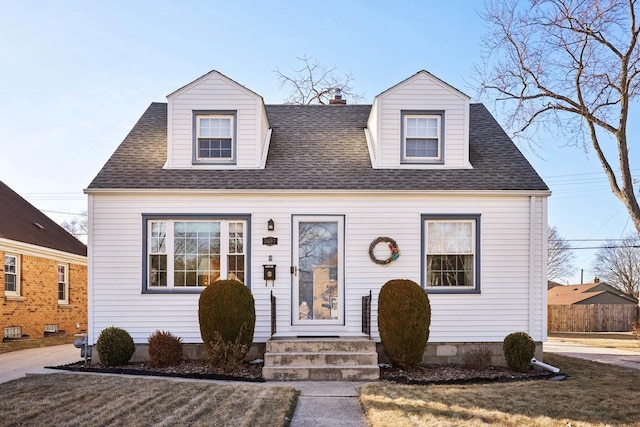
[0,180,87,257]
[87,103,548,192]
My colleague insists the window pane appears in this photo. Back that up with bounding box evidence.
[5,275,16,292]
[5,255,15,274]
[427,254,473,287]
[174,221,220,287]
[150,254,167,287]
[459,222,472,237]
[406,138,438,159]
[228,255,245,284]
[426,118,438,137]
[198,139,233,159]
[199,118,211,137]
[425,140,438,157]
[459,237,472,254]
[229,222,244,254]
[199,117,231,138]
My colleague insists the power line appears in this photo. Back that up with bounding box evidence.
[559,245,640,250]
[41,209,87,216]
[550,238,633,242]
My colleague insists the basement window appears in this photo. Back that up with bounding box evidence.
[3,326,22,340]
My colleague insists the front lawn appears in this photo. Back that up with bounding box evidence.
[1,374,298,427]
[359,353,640,426]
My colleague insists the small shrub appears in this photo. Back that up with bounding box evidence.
[503,332,535,372]
[205,323,249,373]
[96,326,135,367]
[147,330,183,368]
[463,347,492,370]
[378,279,431,370]
[198,279,255,370]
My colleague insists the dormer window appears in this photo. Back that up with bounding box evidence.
[193,111,237,164]
[401,111,444,164]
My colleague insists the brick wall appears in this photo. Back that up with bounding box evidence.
[1,250,87,339]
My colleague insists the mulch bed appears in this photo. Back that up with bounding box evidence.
[379,363,562,385]
[49,359,266,382]
[49,360,562,384]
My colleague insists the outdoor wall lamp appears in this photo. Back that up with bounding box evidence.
[267,219,274,231]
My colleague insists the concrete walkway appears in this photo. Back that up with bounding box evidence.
[544,341,640,371]
[0,344,368,426]
[0,343,80,383]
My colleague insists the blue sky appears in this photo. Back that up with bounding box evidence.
[0,1,634,284]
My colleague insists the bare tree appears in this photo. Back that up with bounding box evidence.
[548,225,576,281]
[60,211,88,242]
[477,0,640,236]
[592,233,640,298]
[275,54,364,105]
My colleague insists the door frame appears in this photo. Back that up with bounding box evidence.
[291,214,345,327]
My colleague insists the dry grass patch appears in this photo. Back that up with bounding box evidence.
[0,335,76,354]
[548,332,640,352]
[1,374,298,427]
[359,353,640,426]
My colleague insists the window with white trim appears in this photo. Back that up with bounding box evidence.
[144,218,247,291]
[195,114,234,162]
[58,264,69,304]
[423,215,480,292]
[4,254,19,296]
[402,112,443,163]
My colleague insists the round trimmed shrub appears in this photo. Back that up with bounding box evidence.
[378,279,431,370]
[198,279,255,359]
[96,326,135,367]
[148,330,183,368]
[503,331,535,372]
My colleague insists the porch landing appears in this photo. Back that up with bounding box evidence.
[262,337,380,381]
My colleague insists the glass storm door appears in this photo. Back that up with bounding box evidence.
[292,216,344,325]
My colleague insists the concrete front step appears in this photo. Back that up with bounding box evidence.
[262,365,380,381]
[265,351,378,367]
[266,338,376,353]
[263,338,380,381]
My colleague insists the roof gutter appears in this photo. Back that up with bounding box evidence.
[84,188,551,197]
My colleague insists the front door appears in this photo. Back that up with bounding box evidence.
[292,215,344,326]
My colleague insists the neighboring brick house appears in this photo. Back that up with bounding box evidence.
[0,180,87,339]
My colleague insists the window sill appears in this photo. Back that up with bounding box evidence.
[400,159,444,165]
[58,303,72,309]
[425,288,481,294]
[5,295,25,302]
[143,288,205,294]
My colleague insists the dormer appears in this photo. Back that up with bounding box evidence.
[365,71,471,169]
[165,70,271,169]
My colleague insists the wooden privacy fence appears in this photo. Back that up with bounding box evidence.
[548,304,639,332]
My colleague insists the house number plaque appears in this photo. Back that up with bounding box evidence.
[262,236,278,246]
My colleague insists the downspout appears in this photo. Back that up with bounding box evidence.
[531,358,560,373]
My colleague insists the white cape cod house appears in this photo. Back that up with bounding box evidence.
[85,70,549,378]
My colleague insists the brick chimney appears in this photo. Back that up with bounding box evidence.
[594,276,600,283]
[329,90,346,105]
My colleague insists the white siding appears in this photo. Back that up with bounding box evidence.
[166,71,269,169]
[366,98,379,163]
[88,191,547,345]
[367,72,471,169]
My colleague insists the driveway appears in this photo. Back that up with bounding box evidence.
[0,344,80,384]
[544,341,640,371]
